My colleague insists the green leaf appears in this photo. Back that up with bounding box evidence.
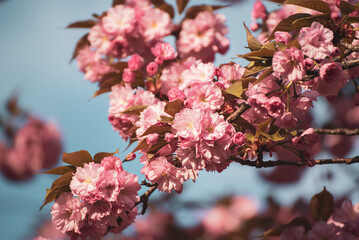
[67,20,96,28]
[310,187,334,221]
[185,4,230,19]
[244,23,263,51]
[121,105,148,115]
[71,33,89,61]
[224,81,243,98]
[339,1,359,16]
[41,166,76,175]
[284,0,331,14]
[93,150,119,164]
[62,150,93,167]
[164,99,183,117]
[160,116,174,123]
[176,0,190,14]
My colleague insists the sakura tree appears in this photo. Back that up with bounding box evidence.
[34,0,359,239]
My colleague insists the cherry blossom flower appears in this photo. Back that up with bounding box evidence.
[272,47,305,82]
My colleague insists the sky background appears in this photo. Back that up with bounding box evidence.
[0,0,359,239]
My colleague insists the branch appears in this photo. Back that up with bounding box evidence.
[298,128,359,136]
[232,156,359,168]
[340,40,359,58]
[226,103,251,123]
[134,185,158,215]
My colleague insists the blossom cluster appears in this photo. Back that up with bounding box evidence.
[50,156,140,239]
[0,114,62,181]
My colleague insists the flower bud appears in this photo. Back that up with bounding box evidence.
[146,62,158,76]
[146,133,159,145]
[128,54,144,71]
[122,68,135,83]
[233,132,246,146]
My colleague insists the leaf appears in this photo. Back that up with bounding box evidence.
[310,187,334,221]
[112,0,125,6]
[284,0,331,14]
[237,49,275,61]
[92,74,122,98]
[147,140,169,160]
[244,23,263,51]
[71,33,89,61]
[62,150,93,167]
[267,13,312,40]
[160,116,174,123]
[164,99,183,117]
[176,0,190,14]
[51,172,73,190]
[233,117,256,133]
[41,166,76,175]
[224,81,243,98]
[267,0,285,3]
[159,3,175,19]
[185,4,230,19]
[141,125,172,137]
[6,94,20,116]
[150,0,165,7]
[254,67,273,85]
[243,61,271,78]
[67,20,96,28]
[339,1,359,16]
[132,139,149,153]
[121,105,148,115]
[93,150,119,164]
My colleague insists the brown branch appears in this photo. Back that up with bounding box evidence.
[226,103,251,123]
[232,156,359,168]
[340,40,359,58]
[298,128,359,136]
[134,185,158,215]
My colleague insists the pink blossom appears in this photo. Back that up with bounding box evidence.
[280,226,306,240]
[101,156,123,172]
[182,62,215,87]
[307,222,341,240]
[141,156,184,193]
[88,24,111,55]
[233,132,246,146]
[111,207,138,234]
[136,101,170,137]
[102,5,136,35]
[116,171,141,208]
[70,162,103,202]
[300,128,319,145]
[272,47,305,82]
[252,0,267,20]
[250,22,259,31]
[164,132,175,142]
[51,192,87,234]
[299,21,334,59]
[168,88,186,101]
[333,200,359,224]
[146,61,158,76]
[313,62,348,96]
[172,108,203,141]
[128,54,144,71]
[274,31,291,45]
[97,170,120,202]
[146,133,160,145]
[33,237,49,240]
[185,81,224,111]
[125,153,136,161]
[122,68,135,84]
[151,42,177,61]
[303,58,315,69]
[201,112,232,141]
[265,96,285,118]
[218,63,246,89]
[275,112,297,128]
[139,8,172,41]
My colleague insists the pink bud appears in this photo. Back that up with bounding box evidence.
[126,153,136,161]
[302,151,315,167]
[128,54,144,71]
[250,22,259,31]
[215,82,225,90]
[303,58,314,70]
[291,136,303,146]
[146,133,159,145]
[122,68,135,83]
[213,67,222,78]
[274,31,291,45]
[168,88,186,101]
[251,0,267,20]
[164,132,175,142]
[233,132,246,146]
[146,62,158,76]
[300,128,318,145]
[155,56,164,65]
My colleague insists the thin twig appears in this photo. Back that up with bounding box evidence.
[298,128,359,136]
[232,156,359,168]
[134,185,158,215]
[226,103,251,123]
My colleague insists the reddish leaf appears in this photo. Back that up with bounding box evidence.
[150,0,165,7]
[41,166,76,175]
[310,187,334,221]
[93,150,119,164]
[176,0,190,14]
[159,3,175,19]
[141,125,172,137]
[284,0,331,14]
[164,99,183,117]
[185,4,230,19]
[112,0,125,6]
[339,1,359,16]
[62,150,93,167]
[71,33,89,61]
[243,22,263,51]
[67,20,96,28]
[147,140,169,160]
[121,105,148,115]
[92,74,122,98]
[262,217,311,237]
[51,172,73,191]
[6,95,21,116]
[132,139,149,153]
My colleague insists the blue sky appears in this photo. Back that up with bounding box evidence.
[0,0,358,239]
